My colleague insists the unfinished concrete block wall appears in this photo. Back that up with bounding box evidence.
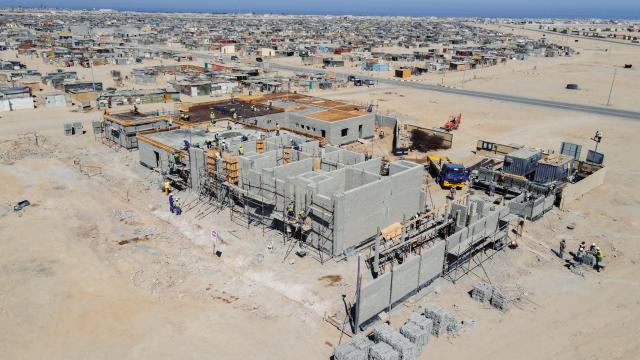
[334,174,388,254]
[388,161,425,220]
[239,151,277,187]
[325,113,376,145]
[138,140,174,172]
[356,240,446,327]
[309,192,335,253]
[375,114,398,129]
[246,112,287,129]
[350,158,383,174]
[189,147,206,189]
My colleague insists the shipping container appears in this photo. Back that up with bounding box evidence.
[503,147,542,177]
[534,154,574,183]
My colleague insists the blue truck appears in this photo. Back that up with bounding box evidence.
[427,155,469,189]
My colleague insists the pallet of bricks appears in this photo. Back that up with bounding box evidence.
[333,305,459,360]
[471,282,509,311]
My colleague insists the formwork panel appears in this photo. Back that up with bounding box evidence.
[419,241,446,285]
[358,272,392,324]
[390,256,420,304]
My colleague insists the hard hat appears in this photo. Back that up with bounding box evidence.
[591,243,596,247]
[596,246,600,250]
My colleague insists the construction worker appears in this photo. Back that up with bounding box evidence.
[227,121,232,130]
[516,219,525,238]
[559,239,566,259]
[210,111,216,123]
[595,247,604,272]
[168,192,175,213]
[276,122,281,136]
[449,187,456,200]
[232,111,238,121]
[577,242,586,264]
[163,180,171,195]
[287,202,294,218]
[589,243,597,255]
[238,143,244,156]
[173,197,182,215]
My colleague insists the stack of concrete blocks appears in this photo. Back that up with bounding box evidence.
[351,333,375,355]
[371,324,417,360]
[490,286,509,312]
[333,343,367,360]
[407,313,433,344]
[423,305,456,337]
[471,282,494,303]
[583,253,597,266]
[369,342,399,360]
[332,333,374,360]
[399,320,429,357]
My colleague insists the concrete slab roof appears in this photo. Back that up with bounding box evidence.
[305,109,369,122]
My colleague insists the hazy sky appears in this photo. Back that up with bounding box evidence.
[1,0,639,18]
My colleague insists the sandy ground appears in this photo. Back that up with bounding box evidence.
[272,27,640,111]
[1,25,640,360]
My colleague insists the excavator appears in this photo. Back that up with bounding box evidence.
[443,113,462,131]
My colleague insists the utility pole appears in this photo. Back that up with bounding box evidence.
[606,68,617,106]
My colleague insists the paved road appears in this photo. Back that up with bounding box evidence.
[269,63,640,120]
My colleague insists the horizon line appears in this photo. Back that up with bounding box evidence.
[1,5,639,21]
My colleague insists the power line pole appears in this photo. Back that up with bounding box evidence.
[606,68,617,106]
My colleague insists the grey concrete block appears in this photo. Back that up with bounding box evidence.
[369,342,399,360]
[371,324,417,360]
[351,333,374,354]
[471,282,494,303]
[423,306,454,337]
[334,343,367,360]
[400,321,428,352]
[490,287,509,312]
[407,313,433,344]
[583,253,596,266]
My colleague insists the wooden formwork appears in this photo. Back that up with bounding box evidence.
[223,154,239,184]
[207,149,217,176]
[256,139,265,154]
[283,148,291,164]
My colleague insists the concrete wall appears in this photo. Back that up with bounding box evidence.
[138,139,173,172]
[0,97,34,112]
[356,240,446,327]
[560,167,606,209]
[105,119,169,149]
[375,114,397,129]
[189,147,206,189]
[390,256,420,304]
[358,272,392,325]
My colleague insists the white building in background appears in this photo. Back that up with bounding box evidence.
[0,87,34,112]
[40,92,68,108]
